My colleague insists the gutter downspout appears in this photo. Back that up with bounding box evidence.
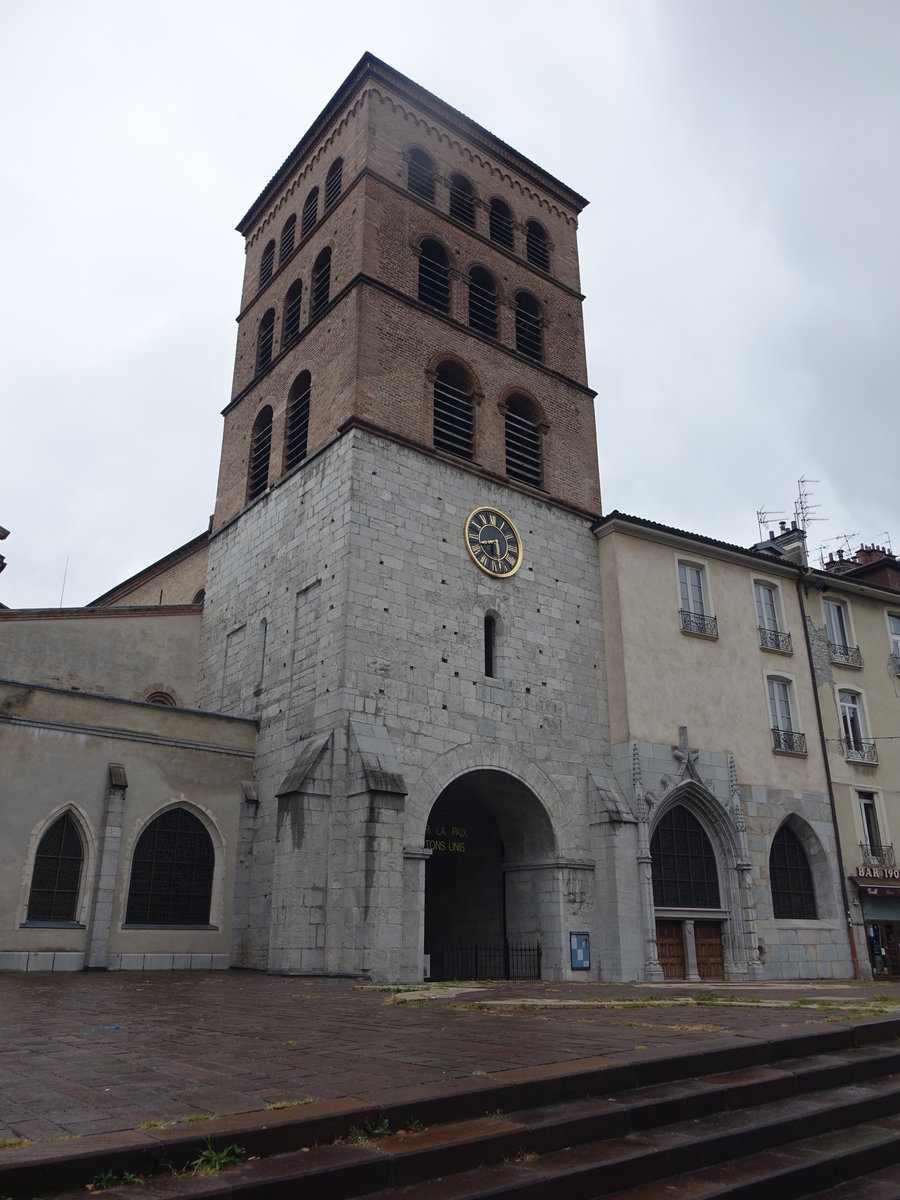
[796,572,862,980]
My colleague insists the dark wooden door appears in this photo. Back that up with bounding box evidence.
[695,920,725,980]
[656,920,685,980]
[869,922,900,978]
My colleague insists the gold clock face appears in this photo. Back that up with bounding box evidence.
[464,507,523,577]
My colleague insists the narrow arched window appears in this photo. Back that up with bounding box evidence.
[418,239,450,313]
[284,370,311,471]
[449,174,476,226]
[651,806,720,909]
[282,280,303,347]
[770,826,817,919]
[27,813,83,922]
[324,158,343,209]
[310,248,331,318]
[484,614,496,677]
[259,239,275,288]
[408,149,435,202]
[433,361,473,459]
[279,215,296,264]
[125,808,214,925]
[489,198,514,249]
[247,406,273,500]
[301,187,319,238]
[192,589,206,605]
[525,220,550,271]
[505,394,542,487]
[515,291,543,360]
[256,308,275,375]
[468,268,497,337]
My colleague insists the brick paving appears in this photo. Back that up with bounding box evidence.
[0,970,897,1148]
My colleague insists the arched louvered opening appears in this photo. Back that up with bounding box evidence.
[418,239,450,313]
[408,149,435,202]
[449,173,476,226]
[282,281,303,347]
[255,308,275,374]
[146,691,176,706]
[310,248,331,318]
[284,370,311,472]
[27,813,83,922]
[124,808,214,926]
[279,214,296,264]
[433,361,474,460]
[301,187,319,238]
[515,291,543,360]
[651,806,721,909]
[324,157,343,209]
[505,394,542,487]
[468,267,498,337]
[247,406,273,500]
[525,220,549,271]
[770,825,817,919]
[489,198,514,249]
[259,239,275,288]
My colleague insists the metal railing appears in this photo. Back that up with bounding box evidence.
[680,610,719,638]
[859,842,895,867]
[759,627,793,653]
[426,941,542,982]
[829,642,863,667]
[772,728,807,755]
[842,738,878,764]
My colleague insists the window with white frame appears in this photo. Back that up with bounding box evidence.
[839,689,877,763]
[824,599,862,667]
[678,560,717,637]
[755,580,792,653]
[767,676,806,755]
[888,614,900,672]
[858,791,889,865]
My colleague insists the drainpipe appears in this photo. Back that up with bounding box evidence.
[796,572,861,980]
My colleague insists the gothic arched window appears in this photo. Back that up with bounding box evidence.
[324,158,343,209]
[489,198,514,249]
[256,308,275,375]
[651,806,721,909]
[525,220,550,271]
[418,239,450,313]
[770,826,817,919]
[433,361,474,460]
[27,813,83,922]
[124,808,214,926]
[279,214,296,264]
[515,291,543,361]
[408,149,435,202]
[505,394,542,487]
[468,268,497,337]
[282,280,303,347]
[259,239,275,288]
[284,370,311,471]
[247,406,273,500]
[310,248,331,318]
[301,187,319,238]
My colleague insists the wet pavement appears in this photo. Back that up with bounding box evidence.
[0,970,898,1147]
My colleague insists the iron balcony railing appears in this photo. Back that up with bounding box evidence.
[759,627,793,653]
[771,728,807,755]
[680,610,718,638]
[829,641,863,668]
[859,842,896,868]
[842,738,878,765]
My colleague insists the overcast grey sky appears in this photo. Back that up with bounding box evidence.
[2,0,898,608]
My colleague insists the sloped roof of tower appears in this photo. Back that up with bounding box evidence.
[237,52,588,235]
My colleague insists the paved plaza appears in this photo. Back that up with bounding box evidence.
[1,970,899,1150]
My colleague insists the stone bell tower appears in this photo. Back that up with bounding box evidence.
[197,54,610,981]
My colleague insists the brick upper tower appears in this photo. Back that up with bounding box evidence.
[212,53,599,532]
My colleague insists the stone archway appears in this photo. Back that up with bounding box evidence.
[423,769,557,981]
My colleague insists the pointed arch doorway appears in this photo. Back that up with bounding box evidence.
[424,770,556,981]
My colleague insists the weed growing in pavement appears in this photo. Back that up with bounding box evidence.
[265,1099,304,1111]
[136,1118,168,1130]
[405,1116,425,1132]
[0,1139,28,1151]
[364,1115,391,1138]
[180,1112,216,1124]
[190,1138,246,1175]
[87,1168,148,1191]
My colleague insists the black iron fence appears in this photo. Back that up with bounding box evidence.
[426,941,542,982]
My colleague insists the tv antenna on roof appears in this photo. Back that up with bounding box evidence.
[756,507,785,541]
[794,476,823,532]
